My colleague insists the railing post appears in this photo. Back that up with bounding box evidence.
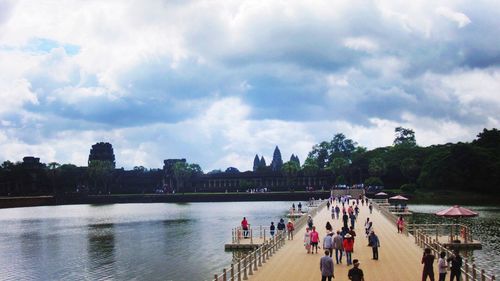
[223,268,227,281]
[491,275,496,281]
[248,254,253,275]
[258,247,262,266]
[264,228,266,242]
[237,260,241,281]
[215,274,218,281]
[253,251,258,271]
[465,261,469,281]
[481,270,486,281]
[231,263,234,281]
[473,264,477,281]
[243,257,248,280]
[250,229,253,244]
[260,225,262,239]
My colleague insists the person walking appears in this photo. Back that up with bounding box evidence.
[277,218,286,236]
[307,215,314,230]
[335,205,340,219]
[304,227,311,254]
[298,202,302,213]
[349,212,356,229]
[368,231,380,260]
[323,232,334,257]
[348,259,365,281]
[342,212,349,229]
[320,250,335,281]
[421,248,435,281]
[447,250,462,281]
[326,221,333,233]
[333,230,344,264]
[369,202,373,214]
[327,200,331,210]
[343,233,354,265]
[438,251,447,281]
[310,226,320,254]
[364,218,372,238]
[270,222,275,238]
[397,215,405,233]
[349,226,357,242]
[286,220,295,240]
[331,206,335,219]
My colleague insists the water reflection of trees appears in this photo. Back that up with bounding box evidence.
[87,223,116,277]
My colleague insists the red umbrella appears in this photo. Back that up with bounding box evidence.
[435,205,478,217]
[389,195,408,200]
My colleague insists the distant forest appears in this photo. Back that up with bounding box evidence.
[0,128,498,196]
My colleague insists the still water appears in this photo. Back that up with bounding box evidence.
[0,202,294,281]
[408,204,500,277]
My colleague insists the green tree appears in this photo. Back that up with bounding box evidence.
[329,133,357,161]
[368,158,386,178]
[302,157,319,177]
[328,157,349,184]
[172,161,190,193]
[307,141,331,169]
[88,160,114,194]
[400,157,420,183]
[393,127,416,147]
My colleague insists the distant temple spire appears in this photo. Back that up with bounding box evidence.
[253,154,260,172]
[260,156,267,168]
[271,146,283,171]
[290,154,300,167]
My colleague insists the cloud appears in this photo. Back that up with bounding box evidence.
[0,0,499,171]
[436,7,471,28]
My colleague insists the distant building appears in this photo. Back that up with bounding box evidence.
[88,142,116,168]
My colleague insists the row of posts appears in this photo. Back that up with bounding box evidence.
[414,229,495,281]
[214,232,286,281]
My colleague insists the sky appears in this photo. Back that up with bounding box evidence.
[0,0,499,172]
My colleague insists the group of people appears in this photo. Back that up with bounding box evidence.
[422,248,463,281]
[270,218,295,240]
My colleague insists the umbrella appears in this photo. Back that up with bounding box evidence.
[375,192,388,196]
[389,195,408,200]
[435,205,478,217]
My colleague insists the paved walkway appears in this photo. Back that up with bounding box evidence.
[247,201,432,281]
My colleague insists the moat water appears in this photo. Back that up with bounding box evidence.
[0,202,498,280]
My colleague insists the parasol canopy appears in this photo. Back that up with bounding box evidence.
[435,205,478,217]
[389,195,408,201]
[375,192,388,196]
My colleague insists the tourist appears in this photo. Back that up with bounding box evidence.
[349,212,356,228]
[323,232,334,257]
[320,250,335,281]
[365,218,372,237]
[307,215,314,230]
[310,226,320,254]
[331,205,335,219]
[348,259,365,281]
[277,218,286,236]
[298,202,302,212]
[438,251,447,281]
[333,230,344,264]
[241,217,249,238]
[286,220,295,240]
[343,233,354,265]
[327,200,331,210]
[447,250,462,281]
[421,248,435,281]
[354,205,359,219]
[335,205,340,219]
[397,215,405,233]
[304,227,311,254]
[369,202,373,214]
[368,231,380,260]
[292,203,296,212]
[342,212,349,229]
[326,221,333,233]
[270,222,275,238]
[349,226,357,242]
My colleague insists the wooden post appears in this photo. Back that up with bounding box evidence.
[264,228,266,242]
[481,270,486,281]
[258,247,262,267]
[215,274,218,281]
[250,229,253,244]
[491,275,495,281]
[223,268,227,281]
[465,261,469,281]
[260,225,263,239]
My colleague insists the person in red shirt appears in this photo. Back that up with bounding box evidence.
[310,226,320,254]
[241,217,249,238]
[343,233,354,265]
[286,220,295,240]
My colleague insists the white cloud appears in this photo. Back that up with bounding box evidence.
[343,37,379,52]
[436,7,471,28]
[0,78,38,114]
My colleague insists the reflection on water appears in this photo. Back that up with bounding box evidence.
[0,202,295,281]
[409,205,500,277]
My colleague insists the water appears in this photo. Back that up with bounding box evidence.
[0,202,295,281]
[408,204,500,277]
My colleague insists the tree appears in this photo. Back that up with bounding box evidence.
[225,167,240,173]
[172,161,190,193]
[328,157,349,184]
[47,162,61,195]
[282,161,300,190]
[88,160,114,194]
[302,157,319,177]
[400,157,420,183]
[329,133,357,161]
[393,127,416,147]
[473,128,500,149]
[307,141,330,169]
[368,158,386,178]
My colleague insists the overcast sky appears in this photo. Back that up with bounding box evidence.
[0,0,499,171]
